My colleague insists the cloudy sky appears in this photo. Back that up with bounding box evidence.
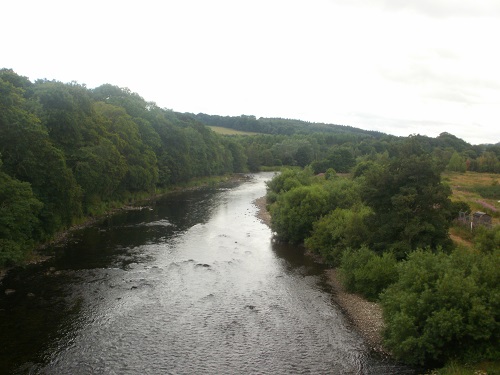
[3,0,500,144]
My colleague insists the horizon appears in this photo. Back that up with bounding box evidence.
[2,0,500,145]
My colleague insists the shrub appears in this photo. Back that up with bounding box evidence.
[380,248,500,366]
[305,205,372,266]
[270,184,331,244]
[339,246,398,301]
[474,226,500,253]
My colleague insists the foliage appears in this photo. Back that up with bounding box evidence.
[270,184,332,244]
[473,183,500,200]
[0,159,43,266]
[305,205,372,266]
[447,151,467,173]
[362,139,454,258]
[0,74,82,235]
[473,226,500,253]
[310,145,356,173]
[193,113,385,137]
[381,248,500,366]
[0,70,254,265]
[266,167,313,203]
[339,246,398,301]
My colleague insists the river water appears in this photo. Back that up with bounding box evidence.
[0,173,416,374]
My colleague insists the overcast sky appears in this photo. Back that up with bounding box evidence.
[3,0,500,144]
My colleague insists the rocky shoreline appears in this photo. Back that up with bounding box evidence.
[253,196,388,355]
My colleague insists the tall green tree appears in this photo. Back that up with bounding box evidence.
[362,139,453,258]
[0,157,43,266]
[305,205,372,266]
[446,151,466,172]
[0,76,82,235]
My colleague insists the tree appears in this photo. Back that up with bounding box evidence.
[73,139,127,209]
[305,205,372,266]
[93,101,158,192]
[339,246,398,301]
[381,248,500,366]
[0,157,43,266]
[362,139,453,258]
[0,76,82,235]
[269,177,360,244]
[270,184,331,244]
[446,151,466,172]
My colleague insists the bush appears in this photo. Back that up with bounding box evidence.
[339,246,398,301]
[266,168,312,196]
[269,176,361,244]
[474,226,500,253]
[305,205,372,266]
[270,184,331,244]
[380,248,500,366]
[0,240,25,267]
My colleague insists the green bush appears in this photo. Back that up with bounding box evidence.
[305,205,372,266]
[474,226,500,253]
[380,248,500,366]
[339,246,398,301]
[474,183,500,200]
[266,167,312,196]
[270,184,331,244]
[269,177,361,244]
[0,240,25,267]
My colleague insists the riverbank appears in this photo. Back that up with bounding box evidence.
[1,174,251,283]
[253,196,387,355]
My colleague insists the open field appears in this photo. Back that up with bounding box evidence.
[443,171,500,226]
[208,126,261,136]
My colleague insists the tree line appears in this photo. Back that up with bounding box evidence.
[1,67,500,269]
[265,138,499,367]
[196,111,500,174]
[0,69,248,266]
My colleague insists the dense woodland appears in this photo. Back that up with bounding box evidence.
[1,69,499,369]
[0,69,249,266]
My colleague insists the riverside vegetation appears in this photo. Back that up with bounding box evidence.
[1,68,499,372]
[266,159,499,372]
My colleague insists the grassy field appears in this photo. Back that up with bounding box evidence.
[208,126,261,136]
[443,171,500,248]
[443,171,500,224]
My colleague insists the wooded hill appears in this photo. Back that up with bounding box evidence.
[1,68,499,268]
[190,112,386,137]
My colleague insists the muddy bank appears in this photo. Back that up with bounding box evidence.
[253,195,387,355]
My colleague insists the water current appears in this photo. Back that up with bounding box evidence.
[0,172,417,374]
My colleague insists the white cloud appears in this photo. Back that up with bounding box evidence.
[2,0,500,144]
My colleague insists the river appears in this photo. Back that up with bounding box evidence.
[0,172,416,374]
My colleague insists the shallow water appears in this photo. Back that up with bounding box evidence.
[0,173,416,374]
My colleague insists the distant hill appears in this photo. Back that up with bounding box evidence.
[189,113,387,138]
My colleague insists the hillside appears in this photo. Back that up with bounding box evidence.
[190,113,387,137]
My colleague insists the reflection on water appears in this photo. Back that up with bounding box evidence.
[0,173,416,374]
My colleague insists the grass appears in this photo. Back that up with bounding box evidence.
[444,171,500,249]
[208,125,261,136]
[443,171,500,224]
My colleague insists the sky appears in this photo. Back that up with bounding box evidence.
[2,0,500,145]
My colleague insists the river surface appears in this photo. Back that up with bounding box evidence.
[0,173,416,374]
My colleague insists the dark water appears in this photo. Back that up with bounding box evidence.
[0,173,416,374]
